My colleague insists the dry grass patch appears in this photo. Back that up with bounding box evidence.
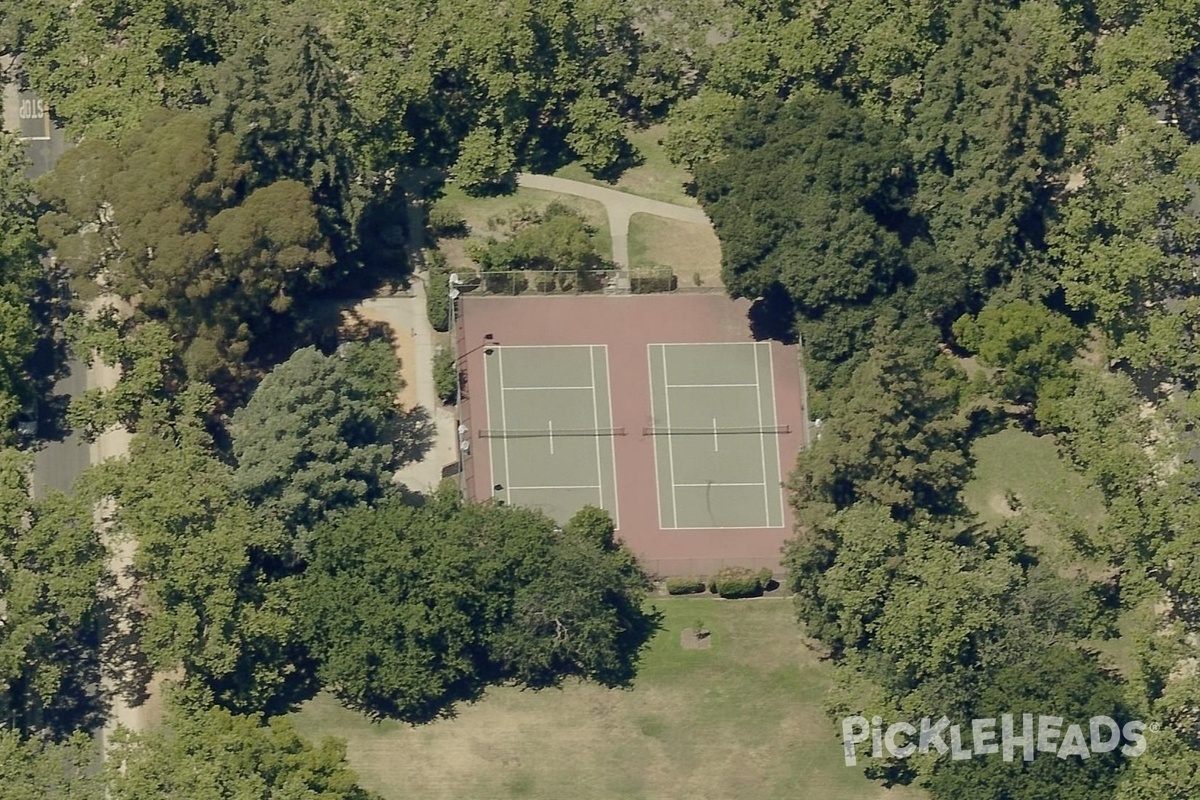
[627,213,722,289]
[433,185,612,263]
[291,598,923,800]
[555,124,698,207]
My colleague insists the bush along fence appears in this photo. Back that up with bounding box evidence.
[663,567,779,599]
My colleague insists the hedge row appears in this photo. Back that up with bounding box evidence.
[664,568,776,598]
[666,577,706,595]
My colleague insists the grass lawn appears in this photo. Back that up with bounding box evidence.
[290,597,923,800]
[555,124,698,207]
[963,427,1107,569]
[434,184,612,266]
[627,212,723,289]
[962,428,1155,678]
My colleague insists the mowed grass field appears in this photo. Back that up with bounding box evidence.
[962,427,1107,565]
[961,427,1151,676]
[291,597,923,800]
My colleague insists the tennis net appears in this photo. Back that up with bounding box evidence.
[478,427,626,439]
[642,425,791,436]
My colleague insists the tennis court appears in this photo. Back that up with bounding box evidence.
[481,345,620,525]
[647,343,786,529]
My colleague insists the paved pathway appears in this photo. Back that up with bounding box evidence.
[516,173,711,269]
[357,282,458,494]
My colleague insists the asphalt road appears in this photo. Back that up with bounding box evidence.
[2,80,88,498]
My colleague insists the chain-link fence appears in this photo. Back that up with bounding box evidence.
[450,266,678,296]
[637,556,783,579]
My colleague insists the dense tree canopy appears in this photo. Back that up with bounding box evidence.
[230,343,413,535]
[36,110,333,386]
[695,93,918,386]
[107,705,379,800]
[298,496,657,722]
[0,133,40,442]
[0,450,107,737]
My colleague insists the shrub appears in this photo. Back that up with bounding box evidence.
[426,260,450,332]
[434,347,458,404]
[427,203,467,238]
[666,577,707,595]
[711,566,764,599]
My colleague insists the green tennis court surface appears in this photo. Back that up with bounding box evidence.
[482,345,620,525]
[647,343,785,529]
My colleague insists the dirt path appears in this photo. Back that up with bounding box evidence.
[86,295,165,754]
[516,173,711,269]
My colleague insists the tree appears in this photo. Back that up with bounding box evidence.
[297,495,656,722]
[925,646,1133,800]
[952,298,1083,406]
[450,126,517,196]
[0,450,107,737]
[84,419,315,716]
[566,93,630,175]
[470,202,609,274]
[230,343,409,534]
[791,320,972,523]
[107,704,379,800]
[1,0,235,140]
[662,88,744,170]
[36,109,334,387]
[694,94,918,387]
[433,347,458,404]
[0,133,41,442]
[207,5,360,259]
[908,0,1063,316]
[0,730,102,800]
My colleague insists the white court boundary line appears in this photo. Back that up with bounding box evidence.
[766,343,784,526]
[666,382,758,389]
[602,345,621,530]
[508,484,602,491]
[588,346,604,513]
[676,482,765,488]
[503,385,593,391]
[496,348,514,506]
[660,345,680,528]
[646,344,667,529]
[753,342,771,526]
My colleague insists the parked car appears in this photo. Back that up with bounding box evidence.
[15,402,37,438]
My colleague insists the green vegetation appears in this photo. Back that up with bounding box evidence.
[664,576,706,595]
[709,566,767,599]
[468,202,611,273]
[962,428,1107,560]
[433,348,457,404]
[627,213,721,286]
[290,598,924,800]
[297,499,655,722]
[556,125,698,206]
[231,342,411,534]
[7,0,1200,795]
[0,134,41,442]
[0,451,107,738]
